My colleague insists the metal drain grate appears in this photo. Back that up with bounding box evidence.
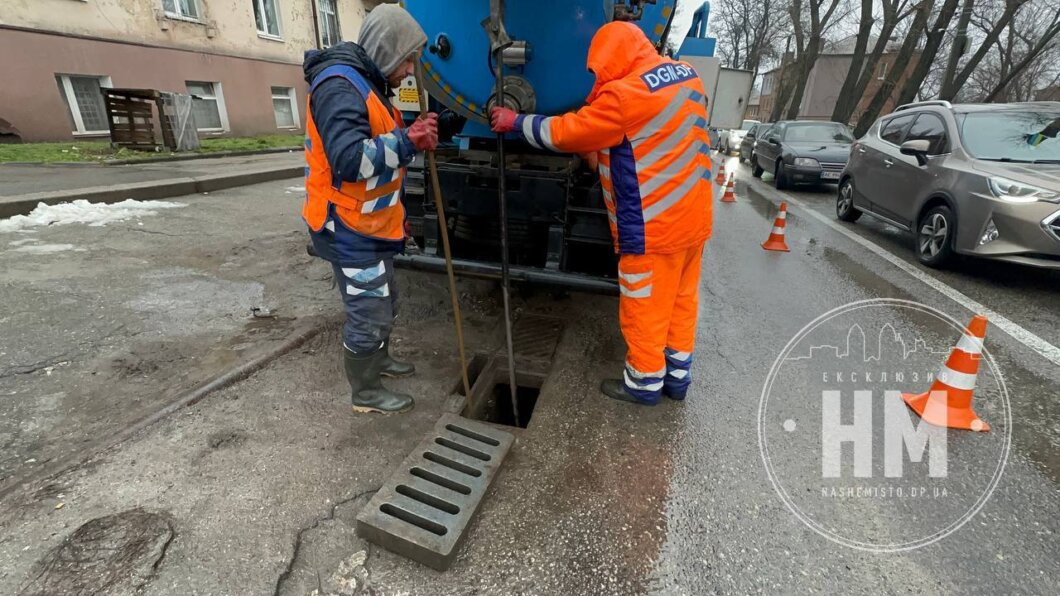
[355,414,514,571]
[511,314,564,366]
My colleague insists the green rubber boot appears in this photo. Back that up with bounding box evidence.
[380,338,416,378]
[344,346,414,414]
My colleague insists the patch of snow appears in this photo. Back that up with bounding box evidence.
[12,243,86,254]
[0,199,185,233]
[8,238,37,246]
[285,186,306,193]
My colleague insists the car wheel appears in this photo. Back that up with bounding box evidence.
[738,152,745,164]
[916,205,956,268]
[836,179,862,222]
[751,154,763,178]
[774,163,789,190]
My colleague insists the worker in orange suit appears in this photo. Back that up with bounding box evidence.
[491,21,712,405]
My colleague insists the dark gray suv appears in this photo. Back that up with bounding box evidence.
[838,101,1060,269]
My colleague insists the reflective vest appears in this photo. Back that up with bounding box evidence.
[303,65,406,241]
[514,23,712,255]
[599,65,711,255]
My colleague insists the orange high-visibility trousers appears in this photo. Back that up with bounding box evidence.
[617,242,704,402]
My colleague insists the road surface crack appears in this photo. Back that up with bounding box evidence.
[272,486,380,596]
[0,353,72,379]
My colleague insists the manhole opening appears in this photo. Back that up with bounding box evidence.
[452,353,490,397]
[479,381,540,429]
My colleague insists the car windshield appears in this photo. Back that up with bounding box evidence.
[782,123,854,143]
[958,111,1060,162]
[740,120,759,130]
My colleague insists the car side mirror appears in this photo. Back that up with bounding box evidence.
[900,139,931,166]
[768,137,780,145]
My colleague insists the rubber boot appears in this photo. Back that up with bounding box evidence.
[344,346,414,414]
[600,379,657,406]
[380,338,415,378]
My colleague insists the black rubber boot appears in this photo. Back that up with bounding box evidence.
[344,346,414,414]
[380,338,415,378]
[600,379,657,406]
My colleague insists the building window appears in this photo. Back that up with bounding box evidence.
[877,62,888,81]
[55,74,112,135]
[272,87,299,128]
[253,0,282,38]
[318,0,341,48]
[162,0,199,20]
[186,81,228,132]
[761,74,773,95]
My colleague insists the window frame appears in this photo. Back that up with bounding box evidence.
[318,0,341,48]
[253,0,284,41]
[56,74,113,136]
[185,80,230,133]
[163,0,201,22]
[904,113,951,156]
[877,113,917,147]
[877,61,888,81]
[271,86,300,129]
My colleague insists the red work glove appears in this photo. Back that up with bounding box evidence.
[407,113,439,151]
[490,107,518,133]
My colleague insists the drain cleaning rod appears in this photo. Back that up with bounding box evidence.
[493,40,521,427]
[415,63,472,398]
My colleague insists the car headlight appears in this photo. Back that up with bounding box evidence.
[987,177,1059,203]
[793,157,820,167]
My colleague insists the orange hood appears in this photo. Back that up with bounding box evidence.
[585,22,663,103]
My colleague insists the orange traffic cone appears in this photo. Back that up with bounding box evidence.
[902,315,990,432]
[714,163,726,185]
[761,202,790,252]
[721,177,736,203]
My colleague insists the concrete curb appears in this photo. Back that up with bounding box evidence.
[0,147,300,167]
[0,316,331,501]
[104,146,301,166]
[0,164,304,218]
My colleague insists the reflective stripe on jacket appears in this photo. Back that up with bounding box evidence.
[304,64,407,241]
[511,22,713,255]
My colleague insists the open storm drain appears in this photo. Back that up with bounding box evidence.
[356,414,514,570]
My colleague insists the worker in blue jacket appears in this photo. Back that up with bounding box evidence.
[302,5,438,414]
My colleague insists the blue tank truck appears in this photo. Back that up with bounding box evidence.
[397,1,710,293]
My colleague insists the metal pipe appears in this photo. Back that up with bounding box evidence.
[394,255,620,295]
[414,62,473,399]
[487,0,521,427]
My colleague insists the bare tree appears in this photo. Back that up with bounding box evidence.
[783,0,844,120]
[938,0,1032,100]
[713,0,787,73]
[831,0,915,124]
[892,0,962,108]
[853,0,947,136]
[974,0,1060,101]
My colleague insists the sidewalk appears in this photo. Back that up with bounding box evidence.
[0,152,304,217]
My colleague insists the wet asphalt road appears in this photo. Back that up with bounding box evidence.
[646,155,1059,593]
[2,164,1057,594]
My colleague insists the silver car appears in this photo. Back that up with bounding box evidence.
[837,100,1060,269]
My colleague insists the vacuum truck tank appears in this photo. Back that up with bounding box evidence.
[398,1,680,292]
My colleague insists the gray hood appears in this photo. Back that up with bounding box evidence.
[358,4,427,78]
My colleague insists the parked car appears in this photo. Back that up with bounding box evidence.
[838,100,1060,269]
[751,120,855,189]
[718,119,760,156]
[738,123,762,164]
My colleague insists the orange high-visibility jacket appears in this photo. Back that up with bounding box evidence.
[512,22,712,255]
[303,65,407,241]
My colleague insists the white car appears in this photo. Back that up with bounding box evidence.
[718,119,760,155]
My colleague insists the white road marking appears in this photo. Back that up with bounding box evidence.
[742,176,1060,368]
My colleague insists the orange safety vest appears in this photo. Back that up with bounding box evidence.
[303,65,406,241]
[514,22,712,255]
